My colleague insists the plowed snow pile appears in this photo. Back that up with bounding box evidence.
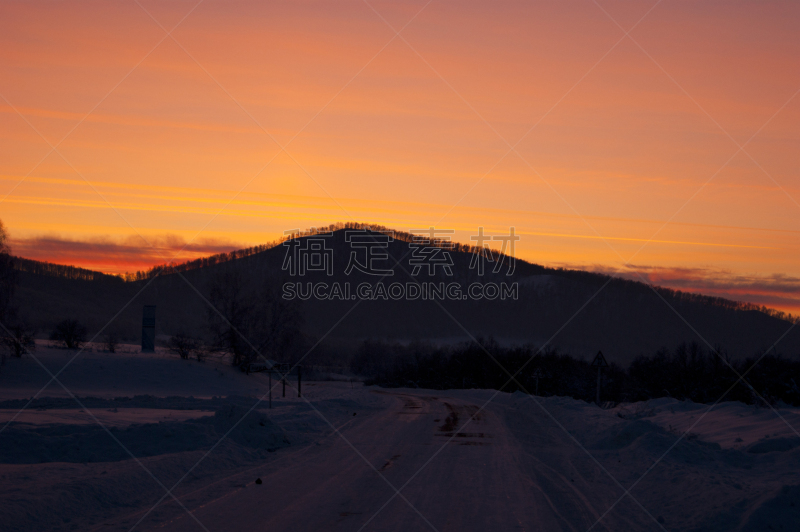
[613,396,800,451]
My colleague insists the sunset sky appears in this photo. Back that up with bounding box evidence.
[1,0,798,312]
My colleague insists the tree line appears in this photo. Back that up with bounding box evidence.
[122,222,514,281]
[16,222,515,283]
[14,257,122,282]
[0,222,35,361]
[351,338,800,406]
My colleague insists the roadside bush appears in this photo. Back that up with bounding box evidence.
[167,332,201,360]
[49,319,87,349]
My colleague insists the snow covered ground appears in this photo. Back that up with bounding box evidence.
[1,344,799,531]
[613,397,800,452]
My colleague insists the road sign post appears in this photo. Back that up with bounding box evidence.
[271,363,290,398]
[596,368,601,404]
[591,351,609,405]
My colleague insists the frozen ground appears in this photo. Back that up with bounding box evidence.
[1,344,799,531]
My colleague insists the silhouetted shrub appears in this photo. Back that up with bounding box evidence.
[168,332,201,360]
[50,319,87,349]
[1,321,35,359]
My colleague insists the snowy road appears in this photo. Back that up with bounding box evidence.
[3,348,797,532]
[155,389,661,532]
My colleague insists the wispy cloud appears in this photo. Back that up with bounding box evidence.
[581,263,800,314]
[9,235,243,274]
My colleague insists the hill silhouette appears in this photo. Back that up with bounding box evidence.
[13,223,800,365]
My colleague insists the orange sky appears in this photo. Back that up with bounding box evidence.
[0,0,799,313]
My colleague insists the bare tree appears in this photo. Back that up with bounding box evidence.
[2,321,36,359]
[206,268,259,366]
[259,285,303,362]
[205,268,303,368]
[0,219,28,364]
[50,319,87,349]
[0,220,17,325]
[167,332,201,360]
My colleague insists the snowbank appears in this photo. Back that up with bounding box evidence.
[0,402,288,464]
[613,397,800,451]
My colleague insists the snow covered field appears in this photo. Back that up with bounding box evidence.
[1,344,799,531]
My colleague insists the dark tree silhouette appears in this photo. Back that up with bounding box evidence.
[2,321,36,359]
[0,219,28,364]
[259,285,303,363]
[356,339,800,407]
[205,268,303,367]
[206,268,258,367]
[50,319,87,349]
[167,332,201,360]
[0,220,17,325]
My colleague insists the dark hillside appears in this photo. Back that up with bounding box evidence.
[14,227,800,365]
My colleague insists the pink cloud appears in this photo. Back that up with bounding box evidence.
[9,235,243,274]
[583,263,800,315]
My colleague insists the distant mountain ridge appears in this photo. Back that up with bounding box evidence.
[13,224,800,365]
[14,257,122,283]
[14,222,795,321]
